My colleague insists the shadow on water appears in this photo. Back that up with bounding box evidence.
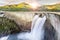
[7,34,18,40]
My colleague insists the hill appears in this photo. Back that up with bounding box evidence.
[0,2,60,11]
[0,2,32,11]
[44,3,60,11]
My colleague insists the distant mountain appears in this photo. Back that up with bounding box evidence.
[0,2,32,11]
[44,3,60,11]
[0,2,60,11]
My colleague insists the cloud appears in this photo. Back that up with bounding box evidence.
[38,0,60,5]
[0,0,60,6]
[0,0,25,6]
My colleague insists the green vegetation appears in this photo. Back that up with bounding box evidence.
[0,17,20,36]
[0,2,60,11]
[0,2,31,11]
[45,4,60,11]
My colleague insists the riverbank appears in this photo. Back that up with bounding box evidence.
[0,17,21,37]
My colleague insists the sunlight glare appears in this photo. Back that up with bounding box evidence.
[29,2,39,9]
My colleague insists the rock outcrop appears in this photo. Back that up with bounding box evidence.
[47,14,60,40]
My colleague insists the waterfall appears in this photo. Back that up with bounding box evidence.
[30,16,46,40]
[0,15,46,40]
[31,15,39,31]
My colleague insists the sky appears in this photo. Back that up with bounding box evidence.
[0,0,60,6]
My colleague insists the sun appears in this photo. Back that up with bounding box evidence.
[29,2,39,10]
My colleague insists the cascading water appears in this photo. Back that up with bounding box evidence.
[31,14,39,31]
[0,15,46,40]
[30,16,46,40]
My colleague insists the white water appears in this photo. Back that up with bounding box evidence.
[30,16,46,40]
[0,15,46,40]
[0,36,9,40]
[31,15,39,31]
[0,14,4,17]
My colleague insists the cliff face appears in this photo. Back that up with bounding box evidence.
[4,12,60,31]
[44,19,57,40]
[4,12,34,31]
[0,17,21,37]
[3,12,60,40]
[47,14,60,40]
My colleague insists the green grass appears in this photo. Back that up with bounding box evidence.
[0,2,31,11]
[45,4,60,11]
[0,17,20,36]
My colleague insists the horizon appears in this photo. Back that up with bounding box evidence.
[0,0,60,6]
